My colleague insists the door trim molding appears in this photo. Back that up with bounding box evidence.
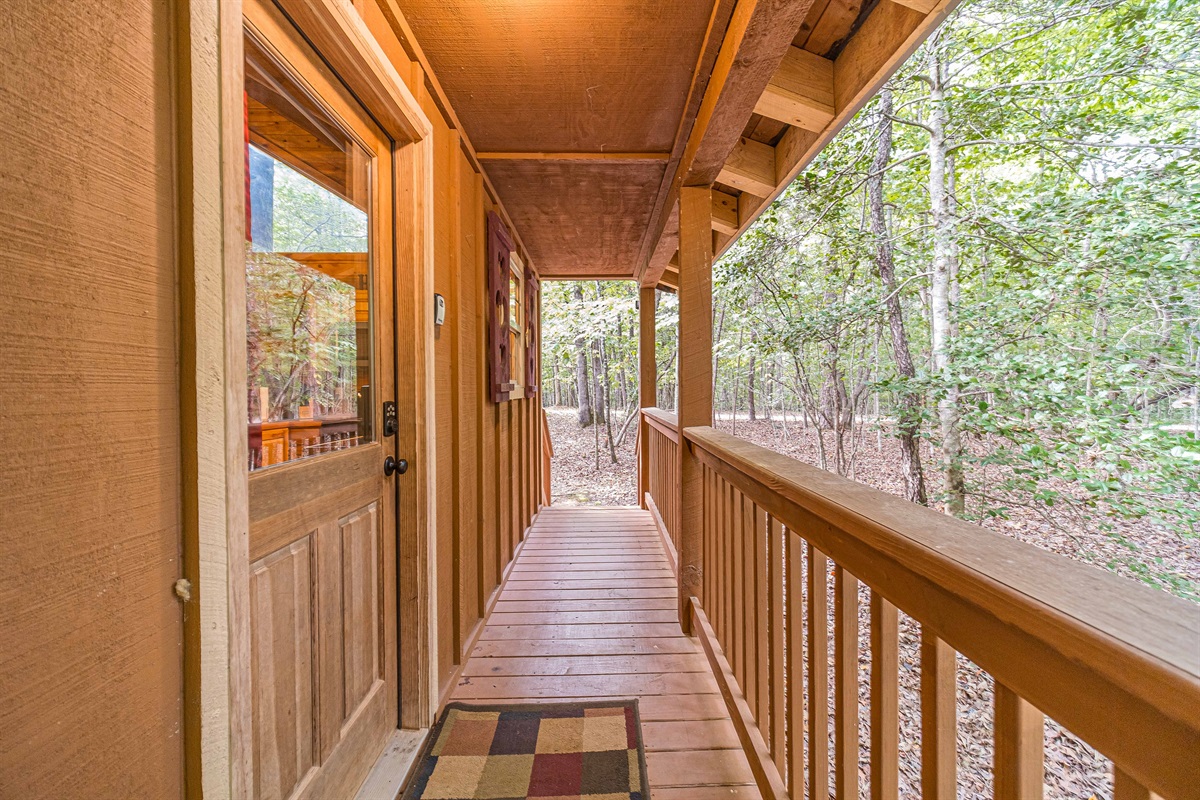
[176,0,254,796]
[393,124,440,730]
[274,0,431,145]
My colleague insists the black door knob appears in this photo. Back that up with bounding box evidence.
[384,456,408,476]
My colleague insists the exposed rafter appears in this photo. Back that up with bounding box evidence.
[717,137,776,197]
[711,189,740,235]
[754,46,834,131]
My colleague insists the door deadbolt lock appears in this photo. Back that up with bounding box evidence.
[383,401,398,437]
[384,456,408,477]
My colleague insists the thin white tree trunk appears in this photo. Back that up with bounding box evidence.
[928,54,966,516]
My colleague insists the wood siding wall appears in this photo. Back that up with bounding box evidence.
[362,2,545,702]
[0,0,185,796]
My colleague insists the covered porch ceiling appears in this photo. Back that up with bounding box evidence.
[390,0,952,287]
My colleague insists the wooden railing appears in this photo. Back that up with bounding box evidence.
[540,407,553,506]
[642,408,680,568]
[682,426,1200,800]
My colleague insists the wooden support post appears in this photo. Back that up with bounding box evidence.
[637,285,656,508]
[677,186,713,633]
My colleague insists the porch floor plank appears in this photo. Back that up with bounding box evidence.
[450,506,758,798]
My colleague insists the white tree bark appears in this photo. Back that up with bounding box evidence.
[928,53,967,516]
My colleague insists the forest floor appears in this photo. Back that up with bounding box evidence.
[719,418,1199,597]
[547,406,639,506]
[544,407,1198,799]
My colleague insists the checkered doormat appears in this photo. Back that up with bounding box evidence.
[401,701,651,800]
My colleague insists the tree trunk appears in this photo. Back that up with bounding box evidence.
[928,57,966,516]
[592,281,608,426]
[591,340,607,424]
[600,337,618,464]
[573,283,593,426]
[870,86,928,506]
[747,347,757,422]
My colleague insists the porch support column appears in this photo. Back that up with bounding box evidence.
[677,186,713,633]
[637,285,656,508]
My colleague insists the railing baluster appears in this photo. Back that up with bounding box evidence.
[700,465,710,609]
[768,514,785,779]
[712,470,721,640]
[721,475,731,647]
[731,487,744,684]
[741,494,755,708]
[808,544,830,800]
[870,590,899,800]
[994,682,1044,800]
[755,503,769,738]
[786,530,807,798]
[835,564,860,800]
[1113,768,1162,800]
[921,627,957,800]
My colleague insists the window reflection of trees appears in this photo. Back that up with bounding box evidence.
[246,250,358,424]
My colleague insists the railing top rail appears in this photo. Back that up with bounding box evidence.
[641,407,679,439]
[684,425,1200,798]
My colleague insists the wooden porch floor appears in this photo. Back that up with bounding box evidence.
[450,506,760,799]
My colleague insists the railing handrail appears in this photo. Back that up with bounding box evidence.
[641,406,679,441]
[684,425,1200,799]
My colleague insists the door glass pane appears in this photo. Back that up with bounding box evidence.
[244,36,373,471]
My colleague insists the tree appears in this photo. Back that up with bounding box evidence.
[573,283,593,427]
[869,86,928,505]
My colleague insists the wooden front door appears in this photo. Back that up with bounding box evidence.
[243,4,398,798]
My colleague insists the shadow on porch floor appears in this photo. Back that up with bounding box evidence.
[448,505,759,799]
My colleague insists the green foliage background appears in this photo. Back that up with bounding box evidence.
[542,0,1199,597]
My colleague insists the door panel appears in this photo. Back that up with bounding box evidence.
[341,503,381,714]
[243,3,397,798]
[250,539,316,800]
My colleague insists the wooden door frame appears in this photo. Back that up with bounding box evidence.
[177,0,437,796]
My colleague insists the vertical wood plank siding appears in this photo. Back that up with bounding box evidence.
[0,1,185,795]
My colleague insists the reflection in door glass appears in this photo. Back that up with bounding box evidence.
[245,40,373,471]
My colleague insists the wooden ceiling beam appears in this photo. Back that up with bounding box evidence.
[738,190,766,224]
[679,0,817,187]
[711,189,740,235]
[706,0,959,265]
[476,152,671,163]
[644,0,963,284]
[890,0,940,13]
[717,137,777,197]
[637,0,813,287]
[754,46,835,132]
[660,266,680,292]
